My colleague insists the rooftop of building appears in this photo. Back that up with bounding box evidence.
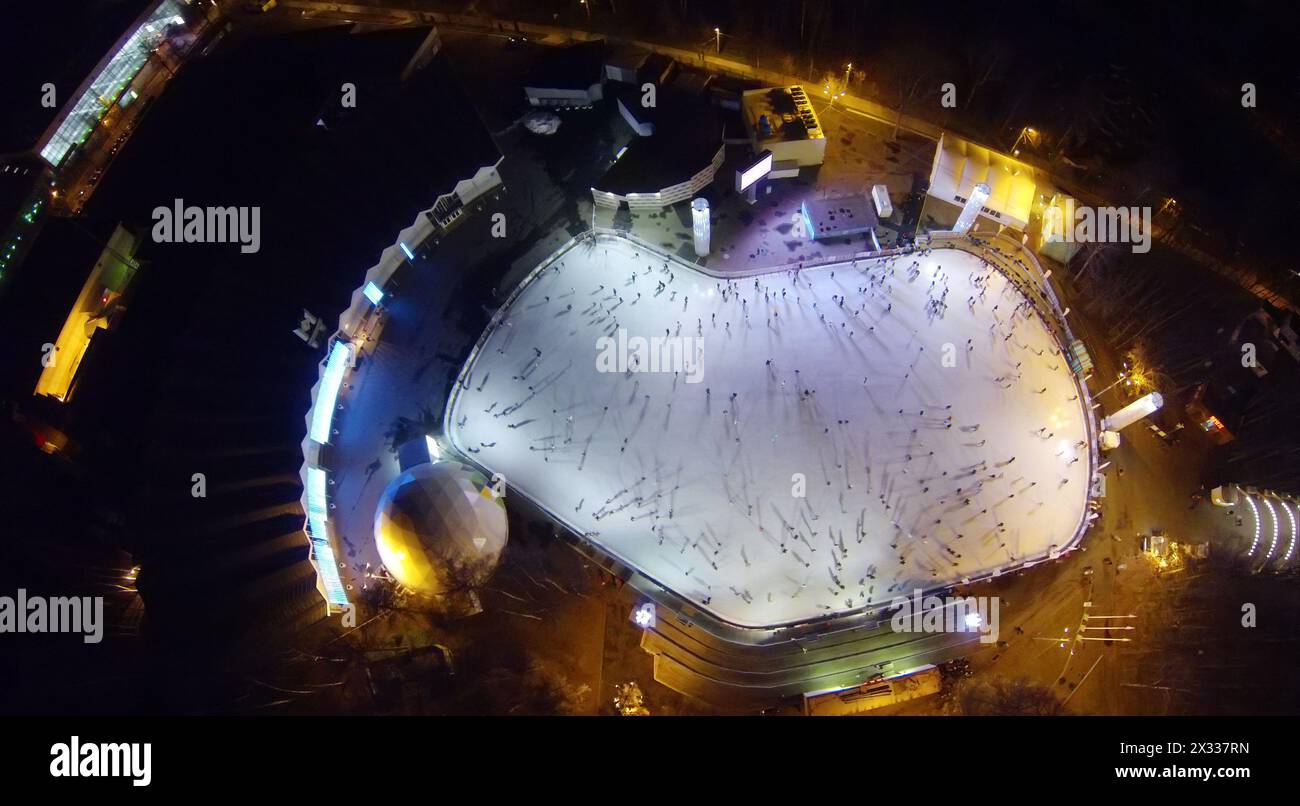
[605,42,649,73]
[596,88,725,196]
[638,52,677,86]
[670,66,713,96]
[803,194,879,238]
[0,0,154,156]
[928,132,1037,229]
[742,86,825,144]
[0,217,114,402]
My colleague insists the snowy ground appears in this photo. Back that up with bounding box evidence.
[447,236,1091,627]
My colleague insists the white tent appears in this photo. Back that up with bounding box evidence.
[927,133,1036,230]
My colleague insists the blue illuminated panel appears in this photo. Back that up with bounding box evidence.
[311,536,349,607]
[304,465,348,606]
[305,466,329,539]
[309,341,352,444]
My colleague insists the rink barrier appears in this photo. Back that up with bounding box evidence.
[439,229,1101,644]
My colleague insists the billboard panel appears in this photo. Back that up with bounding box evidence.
[736,151,773,192]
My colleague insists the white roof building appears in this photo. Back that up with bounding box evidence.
[927,133,1037,231]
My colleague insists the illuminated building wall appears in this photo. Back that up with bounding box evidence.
[299,340,357,612]
[38,0,186,168]
[304,466,350,607]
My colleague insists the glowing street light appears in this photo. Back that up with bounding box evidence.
[1010,125,1037,156]
[1094,371,1130,397]
[823,80,846,108]
[631,602,656,629]
[713,27,721,53]
[580,0,591,22]
[1262,498,1279,560]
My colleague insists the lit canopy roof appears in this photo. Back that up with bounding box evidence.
[927,133,1037,230]
[38,0,186,167]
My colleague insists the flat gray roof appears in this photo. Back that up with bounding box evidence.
[802,195,877,239]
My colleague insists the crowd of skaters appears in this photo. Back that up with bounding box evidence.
[450,236,1091,623]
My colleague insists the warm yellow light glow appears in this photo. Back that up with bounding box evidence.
[36,227,140,401]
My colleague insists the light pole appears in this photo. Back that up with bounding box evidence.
[1093,371,1129,397]
[580,0,591,23]
[1010,125,1036,156]
[713,27,721,53]
[844,62,852,90]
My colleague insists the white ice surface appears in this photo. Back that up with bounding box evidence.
[448,238,1090,627]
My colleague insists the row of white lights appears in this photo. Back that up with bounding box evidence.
[1241,491,1298,567]
[1261,498,1279,560]
[1244,495,1262,557]
[1282,501,1298,563]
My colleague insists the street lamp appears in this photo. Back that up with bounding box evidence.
[1093,371,1129,397]
[1011,125,1037,156]
[714,27,721,53]
[844,62,853,89]
[631,602,656,629]
[580,0,591,23]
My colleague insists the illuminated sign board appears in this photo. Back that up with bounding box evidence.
[736,151,773,192]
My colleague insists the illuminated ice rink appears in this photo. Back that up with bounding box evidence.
[448,237,1091,627]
